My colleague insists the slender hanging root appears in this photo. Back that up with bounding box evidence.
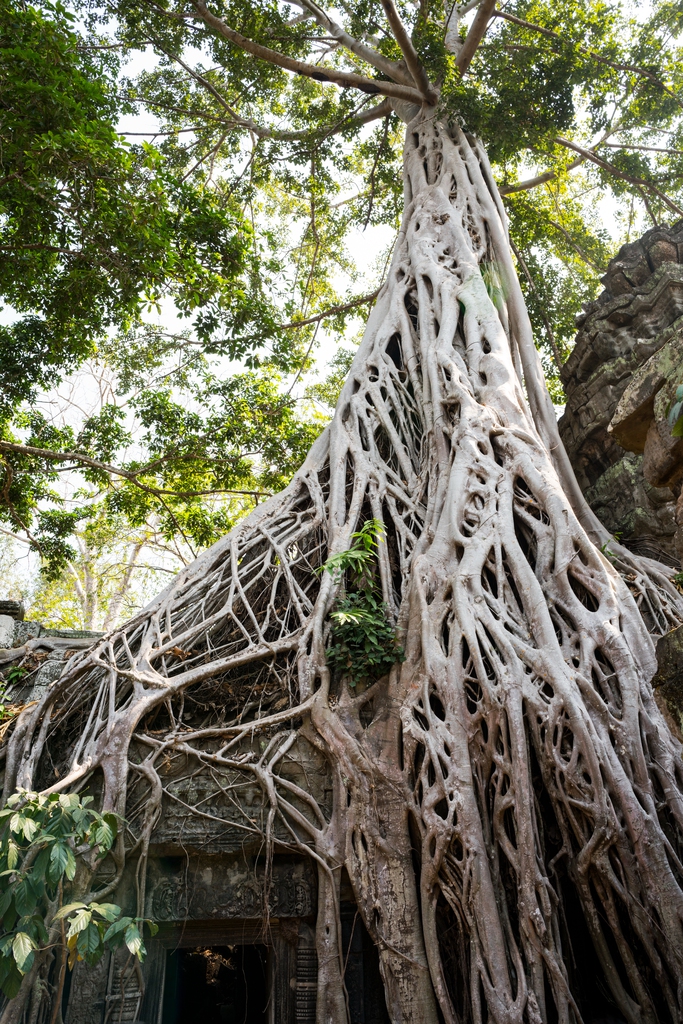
[4,111,683,1024]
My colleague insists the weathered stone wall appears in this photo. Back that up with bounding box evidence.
[0,606,364,1024]
[610,330,683,559]
[653,623,683,723]
[0,605,103,703]
[559,221,683,565]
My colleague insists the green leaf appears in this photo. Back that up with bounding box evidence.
[76,922,102,959]
[48,842,69,882]
[53,901,87,921]
[124,922,145,959]
[20,818,38,843]
[63,847,77,882]
[0,958,23,999]
[90,821,114,850]
[58,794,79,811]
[0,887,14,921]
[12,931,36,973]
[13,880,37,918]
[65,908,92,939]
[102,814,119,840]
[6,843,18,871]
[102,916,133,943]
[89,902,120,922]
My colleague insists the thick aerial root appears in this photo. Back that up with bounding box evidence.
[4,110,683,1024]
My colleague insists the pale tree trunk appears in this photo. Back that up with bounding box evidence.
[5,111,683,1024]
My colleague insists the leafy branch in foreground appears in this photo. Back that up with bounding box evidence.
[0,791,154,1001]
[321,519,404,686]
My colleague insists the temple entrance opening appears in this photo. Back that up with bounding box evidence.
[161,944,269,1024]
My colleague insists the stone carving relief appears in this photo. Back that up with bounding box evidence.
[148,738,332,854]
[147,857,316,922]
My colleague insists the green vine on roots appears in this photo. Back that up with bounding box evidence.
[322,519,405,686]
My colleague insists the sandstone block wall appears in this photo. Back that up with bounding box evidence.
[559,221,683,565]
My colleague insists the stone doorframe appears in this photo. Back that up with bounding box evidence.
[140,918,317,1024]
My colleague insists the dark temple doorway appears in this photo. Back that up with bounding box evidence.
[162,944,269,1024]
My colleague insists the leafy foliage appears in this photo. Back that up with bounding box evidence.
[1,351,325,579]
[54,901,156,969]
[0,0,262,411]
[0,791,128,997]
[322,520,404,685]
[3,0,683,584]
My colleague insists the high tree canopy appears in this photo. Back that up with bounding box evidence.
[3,0,683,572]
[2,2,683,1023]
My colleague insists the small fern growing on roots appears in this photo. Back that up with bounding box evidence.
[321,520,404,686]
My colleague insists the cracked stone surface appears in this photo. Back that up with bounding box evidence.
[559,221,683,565]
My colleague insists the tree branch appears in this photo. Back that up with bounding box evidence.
[378,0,436,101]
[498,127,617,196]
[136,91,379,142]
[190,1,425,105]
[353,98,394,124]
[494,9,683,112]
[456,0,496,75]
[153,41,271,138]
[0,442,271,500]
[291,0,415,86]
[281,288,381,329]
[603,142,683,156]
[546,219,605,272]
[147,37,386,142]
[554,136,683,216]
[499,155,585,195]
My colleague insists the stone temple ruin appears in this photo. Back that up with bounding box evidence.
[0,600,388,1024]
[559,220,683,564]
[1,223,683,1024]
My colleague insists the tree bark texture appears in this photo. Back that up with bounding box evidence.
[5,111,683,1024]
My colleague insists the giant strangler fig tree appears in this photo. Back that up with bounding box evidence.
[4,1,683,1021]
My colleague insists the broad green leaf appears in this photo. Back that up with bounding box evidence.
[49,842,69,882]
[53,901,87,921]
[0,887,13,920]
[102,916,133,942]
[0,959,23,999]
[102,813,119,839]
[13,880,37,918]
[12,931,36,973]
[124,923,145,959]
[89,902,120,922]
[20,818,38,843]
[90,822,113,850]
[76,922,102,958]
[63,847,77,882]
[65,908,92,939]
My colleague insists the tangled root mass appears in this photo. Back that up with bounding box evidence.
[5,113,683,1024]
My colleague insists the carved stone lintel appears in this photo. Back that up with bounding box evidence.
[148,856,316,922]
